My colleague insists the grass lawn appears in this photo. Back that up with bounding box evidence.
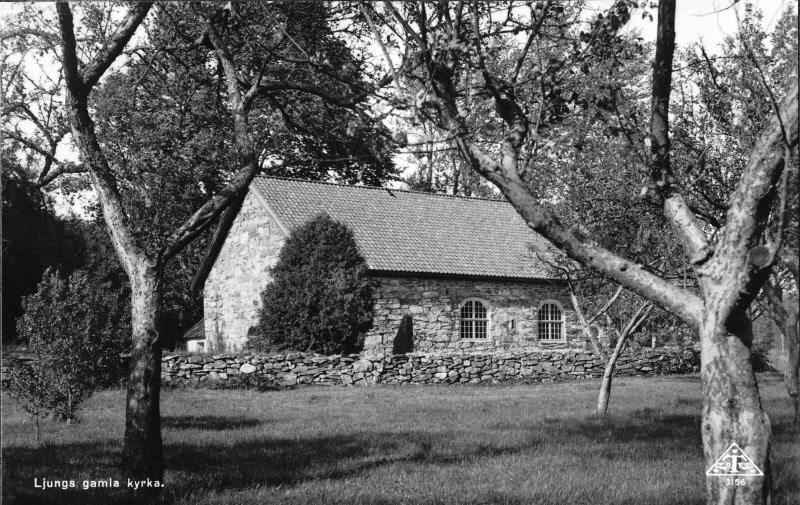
[2,374,797,505]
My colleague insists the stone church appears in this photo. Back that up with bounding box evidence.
[191,176,579,354]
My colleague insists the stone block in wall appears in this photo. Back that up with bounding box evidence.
[278,372,297,386]
[353,359,373,373]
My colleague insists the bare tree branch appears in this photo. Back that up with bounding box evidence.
[158,11,266,263]
[511,1,551,84]
[621,302,654,339]
[649,0,711,271]
[81,3,153,91]
[710,82,798,314]
[37,162,86,187]
[56,2,150,276]
[56,3,87,96]
[587,285,624,326]
[450,133,704,326]
[569,286,609,361]
[360,2,401,96]
[250,81,361,109]
[0,27,59,43]
[383,1,427,50]
[2,129,52,160]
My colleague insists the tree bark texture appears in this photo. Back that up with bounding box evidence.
[596,331,629,416]
[122,262,164,483]
[782,298,799,425]
[701,313,772,505]
[596,304,652,416]
[695,83,796,504]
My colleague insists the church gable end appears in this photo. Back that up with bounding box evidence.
[204,189,285,351]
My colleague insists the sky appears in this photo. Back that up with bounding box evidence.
[1,0,790,40]
[1,0,793,213]
[629,0,791,50]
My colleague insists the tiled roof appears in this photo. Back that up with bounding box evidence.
[249,177,559,280]
[180,319,205,341]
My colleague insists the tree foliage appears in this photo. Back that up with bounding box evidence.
[252,214,374,355]
[671,4,799,234]
[2,165,73,343]
[8,269,131,422]
[378,1,646,197]
[1,156,131,344]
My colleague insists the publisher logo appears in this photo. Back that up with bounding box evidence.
[706,443,764,477]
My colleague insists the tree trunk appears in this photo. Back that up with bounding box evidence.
[452,158,460,196]
[597,331,630,415]
[701,313,771,505]
[762,280,800,425]
[783,298,799,425]
[122,262,164,485]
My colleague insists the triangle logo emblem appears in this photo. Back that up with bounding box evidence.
[706,443,764,476]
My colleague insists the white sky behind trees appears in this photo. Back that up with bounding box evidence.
[0,0,792,214]
[631,0,789,49]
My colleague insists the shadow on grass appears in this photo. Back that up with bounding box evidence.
[536,411,703,463]
[162,415,263,431]
[4,411,797,505]
[163,430,538,491]
[2,429,537,505]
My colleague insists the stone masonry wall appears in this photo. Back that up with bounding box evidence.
[203,195,578,354]
[204,190,284,351]
[365,276,580,355]
[160,347,699,387]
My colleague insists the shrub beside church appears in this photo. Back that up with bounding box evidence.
[251,214,373,355]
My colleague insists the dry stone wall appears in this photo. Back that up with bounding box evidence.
[161,347,699,387]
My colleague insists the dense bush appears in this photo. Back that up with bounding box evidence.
[8,269,131,422]
[252,213,374,355]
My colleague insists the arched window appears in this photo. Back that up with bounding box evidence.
[460,299,488,339]
[537,302,564,340]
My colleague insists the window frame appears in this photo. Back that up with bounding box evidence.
[459,297,491,341]
[536,300,566,342]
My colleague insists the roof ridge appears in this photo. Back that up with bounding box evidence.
[254,175,508,203]
[193,175,560,290]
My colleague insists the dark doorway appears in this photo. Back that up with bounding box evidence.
[393,314,414,354]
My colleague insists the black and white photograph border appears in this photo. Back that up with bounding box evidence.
[1,1,797,504]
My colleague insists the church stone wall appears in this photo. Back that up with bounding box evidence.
[203,190,284,351]
[364,276,580,355]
